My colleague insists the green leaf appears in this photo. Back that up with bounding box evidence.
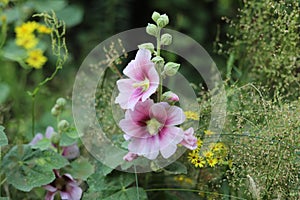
[31,138,52,151]
[0,83,10,104]
[65,128,81,139]
[56,5,84,27]
[66,158,95,180]
[163,161,187,175]
[27,0,67,12]
[59,132,77,146]
[103,187,148,200]
[1,145,69,192]
[0,126,8,146]
[2,40,28,63]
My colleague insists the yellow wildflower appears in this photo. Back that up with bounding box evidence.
[197,139,203,147]
[194,157,206,168]
[16,34,38,49]
[37,24,52,34]
[207,157,218,167]
[184,111,199,120]
[188,150,199,164]
[203,151,214,158]
[204,130,214,135]
[15,21,38,36]
[26,49,47,69]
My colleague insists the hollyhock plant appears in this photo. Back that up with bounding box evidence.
[29,126,80,160]
[119,99,187,160]
[44,170,82,200]
[115,49,159,110]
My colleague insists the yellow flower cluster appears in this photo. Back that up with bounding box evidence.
[15,21,51,69]
[188,130,231,168]
[184,111,199,121]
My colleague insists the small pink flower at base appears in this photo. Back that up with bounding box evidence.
[44,171,82,200]
[119,99,186,160]
[180,127,197,150]
[115,49,159,110]
[62,144,80,160]
[162,91,179,103]
[123,152,138,162]
[29,126,55,145]
[29,126,80,160]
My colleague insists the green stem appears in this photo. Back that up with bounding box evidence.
[31,96,35,137]
[134,165,140,200]
[156,28,163,102]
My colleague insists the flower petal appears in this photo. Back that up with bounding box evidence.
[44,184,57,192]
[123,152,138,162]
[119,118,148,139]
[128,136,159,160]
[45,191,57,200]
[149,104,167,124]
[180,127,197,150]
[29,133,43,145]
[159,127,184,158]
[66,185,83,200]
[62,144,80,160]
[45,126,55,139]
[165,106,186,126]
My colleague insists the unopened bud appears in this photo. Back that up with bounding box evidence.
[162,91,179,103]
[163,62,180,76]
[161,33,172,45]
[51,105,60,116]
[157,14,169,28]
[151,11,160,23]
[58,120,69,132]
[56,97,66,107]
[146,23,158,36]
[138,43,155,53]
[151,56,164,64]
[51,132,60,144]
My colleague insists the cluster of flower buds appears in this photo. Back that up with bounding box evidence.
[51,97,67,117]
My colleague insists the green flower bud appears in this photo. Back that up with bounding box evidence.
[157,14,169,28]
[50,132,60,144]
[146,23,158,36]
[138,43,155,53]
[56,97,67,107]
[152,11,161,23]
[51,105,60,116]
[161,33,172,45]
[163,62,180,76]
[151,56,164,64]
[58,120,69,132]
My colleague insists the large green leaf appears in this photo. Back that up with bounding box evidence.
[26,0,67,12]
[66,157,95,181]
[0,126,8,146]
[103,187,148,200]
[1,145,69,192]
[31,138,52,151]
[56,5,84,27]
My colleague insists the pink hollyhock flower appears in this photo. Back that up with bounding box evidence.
[115,49,159,110]
[44,170,82,200]
[119,99,186,160]
[180,127,197,150]
[29,126,79,160]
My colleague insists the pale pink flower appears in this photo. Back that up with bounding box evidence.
[180,127,197,150]
[44,170,82,200]
[29,126,79,160]
[123,152,138,162]
[120,99,186,160]
[115,49,159,110]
